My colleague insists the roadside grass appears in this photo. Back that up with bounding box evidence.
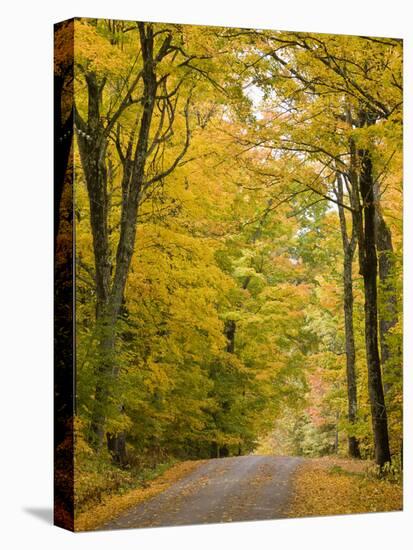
[288,457,402,518]
[75,459,203,531]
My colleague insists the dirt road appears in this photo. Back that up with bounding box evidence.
[100,455,303,530]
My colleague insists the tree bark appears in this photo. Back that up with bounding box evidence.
[342,247,361,458]
[76,72,113,448]
[335,176,361,458]
[357,149,391,466]
[373,185,398,385]
[224,319,236,353]
[107,432,127,466]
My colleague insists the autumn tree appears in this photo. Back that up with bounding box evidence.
[74,20,204,454]
[230,31,402,465]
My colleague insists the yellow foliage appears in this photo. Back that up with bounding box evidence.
[288,458,402,518]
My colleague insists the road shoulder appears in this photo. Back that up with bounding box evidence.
[287,457,402,518]
[75,460,204,531]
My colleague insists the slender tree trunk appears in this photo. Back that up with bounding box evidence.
[357,149,391,466]
[334,412,339,454]
[107,432,127,466]
[224,319,236,353]
[342,248,361,458]
[335,176,361,458]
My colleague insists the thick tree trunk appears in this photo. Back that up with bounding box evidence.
[358,150,391,466]
[76,74,113,448]
[374,189,398,384]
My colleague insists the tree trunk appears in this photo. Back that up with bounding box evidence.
[107,432,127,466]
[335,176,361,458]
[334,412,339,454]
[89,319,116,447]
[224,319,236,353]
[75,26,158,451]
[343,248,361,458]
[357,149,391,466]
[76,73,113,448]
[374,187,398,385]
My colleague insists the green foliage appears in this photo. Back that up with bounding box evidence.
[365,454,403,483]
